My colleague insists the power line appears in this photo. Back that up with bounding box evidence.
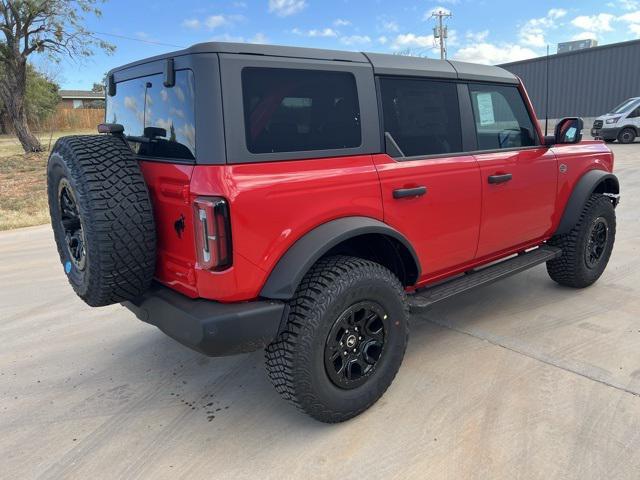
[91,31,185,49]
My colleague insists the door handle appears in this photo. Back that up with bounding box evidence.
[488,173,513,184]
[393,186,427,199]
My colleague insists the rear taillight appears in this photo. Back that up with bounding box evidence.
[193,197,232,271]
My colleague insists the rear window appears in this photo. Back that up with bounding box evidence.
[106,70,196,160]
[241,67,361,154]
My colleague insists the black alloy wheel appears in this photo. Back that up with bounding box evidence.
[584,217,609,269]
[324,301,388,389]
[58,179,86,272]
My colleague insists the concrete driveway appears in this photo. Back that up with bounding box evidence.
[2,144,640,480]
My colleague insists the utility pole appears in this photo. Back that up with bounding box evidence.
[431,9,452,60]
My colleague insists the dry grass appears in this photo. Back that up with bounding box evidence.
[0,130,93,230]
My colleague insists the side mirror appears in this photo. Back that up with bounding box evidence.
[547,117,583,146]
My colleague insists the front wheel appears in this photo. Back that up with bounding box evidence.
[265,256,409,423]
[546,194,616,288]
[617,128,636,144]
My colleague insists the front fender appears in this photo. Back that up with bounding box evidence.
[259,216,420,300]
[555,169,619,235]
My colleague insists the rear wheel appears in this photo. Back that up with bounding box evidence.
[546,194,616,288]
[617,128,635,144]
[265,256,409,423]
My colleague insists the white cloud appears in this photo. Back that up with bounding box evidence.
[124,96,137,111]
[381,20,400,32]
[548,8,568,20]
[616,0,639,11]
[181,19,200,29]
[210,33,246,42]
[615,10,640,36]
[340,35,372,46]
[160,89,168,102]
[423,6,452,21]
[169,107,185,118]
[454,42,537,65]
[519,9,567,48]
[378,36,388,45]
[181,14,243,30]
[269,0,306,17]
[333,18,351,27]
[155,118,173,133]
[205,15,229,29]
[465,30,489,43]
[251,32,269,44]
[571,13,615,32]
[571,31,598,41]
[292,27,337,37]
[174,86,185,103]
[207,32,269,44]
[619,11,640,23]
[391,33,435,50]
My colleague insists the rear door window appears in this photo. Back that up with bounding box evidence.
[106,70,196,160]
[241,67,361,154]
[378,77,463,157]
[468,84,537,150]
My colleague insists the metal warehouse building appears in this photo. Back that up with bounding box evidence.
[499,39,640,122]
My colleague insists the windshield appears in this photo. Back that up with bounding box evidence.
[609,98,639,114]
[106,70,196,160]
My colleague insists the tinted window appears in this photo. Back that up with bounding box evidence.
[106,70,196,159]
[469,84,537,150]
[242,68,361,154]
[379,78,462,157]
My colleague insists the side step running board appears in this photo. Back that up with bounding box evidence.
[408,245,562,312]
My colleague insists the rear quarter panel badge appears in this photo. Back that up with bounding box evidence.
[559,163,568,174]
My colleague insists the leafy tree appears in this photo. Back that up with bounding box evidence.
[0,62,58,132]
[0,1,114,152]
[23,63,58,127]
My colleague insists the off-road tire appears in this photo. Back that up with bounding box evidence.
[546,194,615,288]
[265,256,409,423]
[47,135,156,307]
[617,127,635,144]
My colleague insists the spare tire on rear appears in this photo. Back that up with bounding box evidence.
[47,135,156,307]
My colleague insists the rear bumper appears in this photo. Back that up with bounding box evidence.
[591,127,620,140]
[122,283,285,357]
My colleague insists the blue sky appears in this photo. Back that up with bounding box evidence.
[37,0,640,89]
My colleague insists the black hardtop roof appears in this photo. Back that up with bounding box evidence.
[110,41,518,85]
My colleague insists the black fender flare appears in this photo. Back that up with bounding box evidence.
[555,170,619,236]
[260,216,421,300]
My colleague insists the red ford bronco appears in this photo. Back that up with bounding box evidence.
[47,42,620,423]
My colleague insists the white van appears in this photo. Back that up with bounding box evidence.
[591,97,640,143]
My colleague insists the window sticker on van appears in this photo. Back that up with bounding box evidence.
[476,92,495,126]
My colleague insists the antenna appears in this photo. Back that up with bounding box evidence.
[431,9,452,60]
[545,44,550,136]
